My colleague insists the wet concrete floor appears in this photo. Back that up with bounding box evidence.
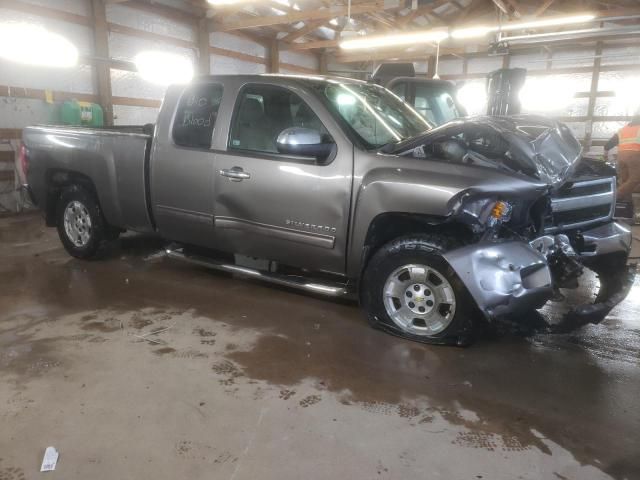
[1,214,639,480]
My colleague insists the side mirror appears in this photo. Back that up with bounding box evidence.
[276,127,335,161]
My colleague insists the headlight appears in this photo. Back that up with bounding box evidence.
[459,197,514,230]
[488,200,513,226]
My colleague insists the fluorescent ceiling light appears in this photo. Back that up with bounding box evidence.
[451,13,595,39]
[501,14,595,31]
[134,51,194,86]
[451,26,494,39]
[0,23,78,68]
[340,29,449,50]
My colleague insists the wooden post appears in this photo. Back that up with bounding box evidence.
[426,55,436,78]
[198,18,211,75]
[584,41,603,150]
[90,0,113,126]
[269,39,279,73]
[319,51,328,74]
[502,52,510,69]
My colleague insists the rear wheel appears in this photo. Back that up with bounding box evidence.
[361,234,475,345]
[56,185,116,259]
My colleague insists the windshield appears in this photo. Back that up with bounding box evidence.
[320,82,432,149]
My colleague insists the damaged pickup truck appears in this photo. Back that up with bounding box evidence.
[21,75,634,345]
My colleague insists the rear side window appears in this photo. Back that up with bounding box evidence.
[173,83,224,149]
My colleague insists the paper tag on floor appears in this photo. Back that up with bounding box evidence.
[40,447,59,472]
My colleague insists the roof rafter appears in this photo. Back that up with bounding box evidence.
[213,1,384,31]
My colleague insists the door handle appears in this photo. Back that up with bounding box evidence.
[219,167,251,181]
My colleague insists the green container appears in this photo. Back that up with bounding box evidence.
[60,100,104,126]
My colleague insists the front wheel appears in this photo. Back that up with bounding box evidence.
[361,235,476,345]
[56,185,115,259]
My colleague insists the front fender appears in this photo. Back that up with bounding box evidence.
[347,151,547,278]
[347,166,463,277]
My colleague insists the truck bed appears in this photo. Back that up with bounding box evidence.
[23,124,155,233]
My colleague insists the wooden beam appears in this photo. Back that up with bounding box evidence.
[0,129,22,140]
[0,151,14,164]
[534,0,556,16]
[490,0,510,15]
[91,0,114,126]
[0,84,161,108]
[117,0,201,27]
[280,62,317,74]
[452,0,489,24]
[396,0,450,26]
[0,85,98,103]
[215,2,384,31]
[269,39,280,73]
[290,39,340,51]
[584,41,603,150]
[107,23,197,50]
[0,171,15,182]
[336,45,463,63]
[198,18,211,75]
[503,0,522,18]
[280,20,327,44]
[319,51,328,74]
[209,46,267,65]
[111,96,162,108]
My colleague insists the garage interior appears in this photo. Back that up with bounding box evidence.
[1,0,640,479]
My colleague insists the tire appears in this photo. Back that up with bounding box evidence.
[56,185,115,259]
[361,234,476,346]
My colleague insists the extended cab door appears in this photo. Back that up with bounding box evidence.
[211,82,353,275]
[150,82,224,246]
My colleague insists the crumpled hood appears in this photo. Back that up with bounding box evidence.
[387,114,583,187]
[502,114,583,185]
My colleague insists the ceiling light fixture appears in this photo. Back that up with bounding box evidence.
[340,29,449,50]
[451,26,494,39]
[134,51,194,86]
[451,13,595,39]
[501,14,595,31]
[0,23,78,68]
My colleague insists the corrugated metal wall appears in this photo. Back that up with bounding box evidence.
[0,0,318,212]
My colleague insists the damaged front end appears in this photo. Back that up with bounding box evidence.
[443,222,635,332]
[392,114,634,332]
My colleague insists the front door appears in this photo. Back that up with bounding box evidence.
[212,83,352,275]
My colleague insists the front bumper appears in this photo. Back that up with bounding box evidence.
[443,221,634,326]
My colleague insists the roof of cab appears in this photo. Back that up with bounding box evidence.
[191,73,369,87]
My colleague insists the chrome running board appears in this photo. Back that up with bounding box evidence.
[165,247,354,299]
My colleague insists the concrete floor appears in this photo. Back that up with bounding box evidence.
[1,214,639,480]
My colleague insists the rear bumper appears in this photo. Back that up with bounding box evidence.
[443,221,633,323]
[20,183,37,206]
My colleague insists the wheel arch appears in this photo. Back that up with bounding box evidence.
[353,212,475,283]
[44,169,100,227]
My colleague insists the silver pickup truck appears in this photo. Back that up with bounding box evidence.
[21,74,634,345]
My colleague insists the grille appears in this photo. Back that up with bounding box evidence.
[545,177,615,233]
